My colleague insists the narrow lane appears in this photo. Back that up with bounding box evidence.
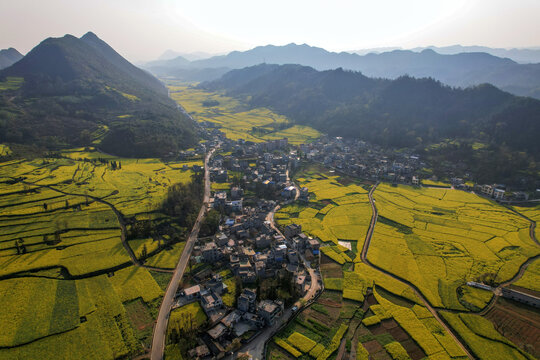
[151,146,216,360]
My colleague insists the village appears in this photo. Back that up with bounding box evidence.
[173,131,323,358]
[170,124,539,359]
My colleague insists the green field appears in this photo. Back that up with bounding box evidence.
[277,166,371,258]
[0,148,200,358]
[275,166,539,360]
[169,84,321,145]
[369,184,538,309]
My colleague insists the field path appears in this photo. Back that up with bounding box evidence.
[360,183,475,360]
[150,146,216,360]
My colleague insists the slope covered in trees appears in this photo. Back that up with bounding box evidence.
[0,32,196,157]
[203,64,540,185]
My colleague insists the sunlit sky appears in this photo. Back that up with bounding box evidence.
[1,0,539,62]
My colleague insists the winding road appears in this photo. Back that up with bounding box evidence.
[150,146,216,360]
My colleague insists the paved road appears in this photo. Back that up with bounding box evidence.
[360,183,474,360]
[239,204,322,359]
[151,147,216,360]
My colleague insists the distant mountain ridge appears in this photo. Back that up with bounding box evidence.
[145,43,540,99]
[203,64,540,184]
[0,48,23,70]
[0,32,196,157]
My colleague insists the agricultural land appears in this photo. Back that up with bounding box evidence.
[0,146,203,359]
[168,83,321,145]
[271,165,540,360]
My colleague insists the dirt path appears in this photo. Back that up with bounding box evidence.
[360,183,475,360]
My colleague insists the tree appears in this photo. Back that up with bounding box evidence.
[65,199,69,209]
[141,244,148,259]
[54,231,61,244]
[43,203,48,211]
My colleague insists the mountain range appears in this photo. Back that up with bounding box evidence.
[203,64,540,185]
[0,32,196,157]
[0,48,23,70]
[144,43,540,99]
[352,45,540,64]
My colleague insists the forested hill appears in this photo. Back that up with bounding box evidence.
[203,64,540,184]
[0,32,197,157]
[0,48,23,70]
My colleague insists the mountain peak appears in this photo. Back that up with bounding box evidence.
[81,31,99,40]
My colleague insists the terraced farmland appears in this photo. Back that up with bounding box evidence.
[0,148,200,358]
[277,166,371,257]
[370,184,539,310]
[274,165,540,360]
[168,84,321,145]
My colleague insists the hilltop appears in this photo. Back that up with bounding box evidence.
[0,48,23,70]
[0,32,196,157]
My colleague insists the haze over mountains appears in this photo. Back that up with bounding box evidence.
[0,32,196,157]
[354,45,540,64]
[144,43,540,99]
[203,64,540,184]
[0,48,23,70]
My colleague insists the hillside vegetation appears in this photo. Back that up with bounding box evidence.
[0,33,196,157]
[203,64,540,185]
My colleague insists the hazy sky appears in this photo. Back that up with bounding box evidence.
[1,0,539,62]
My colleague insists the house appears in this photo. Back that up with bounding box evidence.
[215,233,228,247]
[201,290,223,313]
[188,345,211,359]
[207,274,228,295]
[287,250,299,265]
[214,192,227,208]
[207,323,229,341]
[183,285,201,300]
[299,187,309,201]
[281,185,296,199]
[257,300,284,326]
[237,288,257,313]
[202,242,221,262]
[221,310,242,328]
[493,188,505,200]
[284,224,302,239]
[255,235,271,249]
[307,239,320,252]
[231,186,244,200]
[412,176,419,185]
[242,312,264,328]
[227,199,243,212]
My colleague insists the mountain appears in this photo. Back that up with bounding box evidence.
[158,50,215,61]
[0,48,23,70]
[147,43,540,99]
[0,32,196,157]
[203,64,540,185]
[408,45,540,64]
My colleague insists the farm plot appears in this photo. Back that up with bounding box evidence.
[368,184,539,309]
[169,85,321,144]
[0,265,164,359]
[277,171,371,254]
[0,149,201,358]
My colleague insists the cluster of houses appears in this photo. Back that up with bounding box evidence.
[474,183,530,202]
[299,136,424,184]
[178,204,319,356]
